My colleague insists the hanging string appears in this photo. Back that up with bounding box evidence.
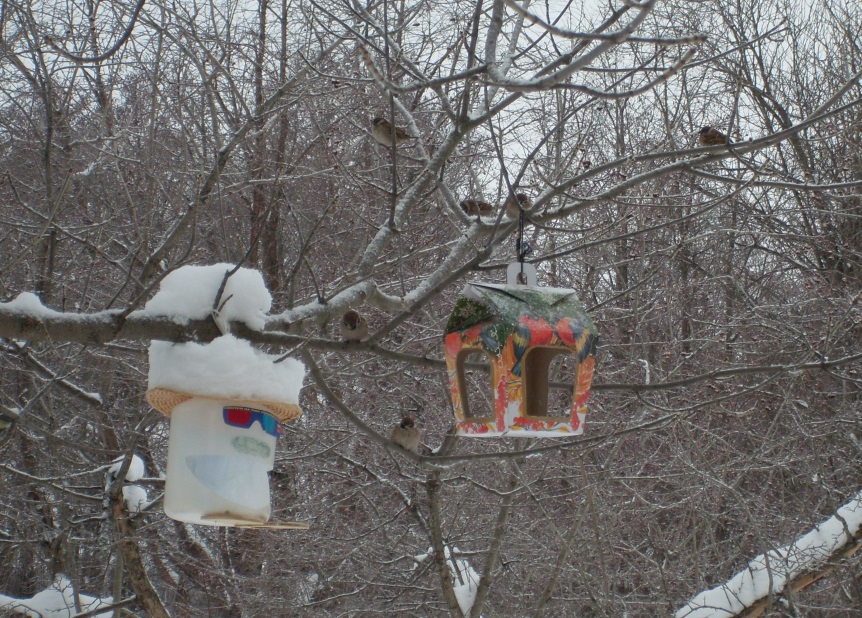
[515,204,532,284]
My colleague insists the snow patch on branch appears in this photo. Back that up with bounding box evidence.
[445,545,480,615]
[139,263,271,330]
[108,453,146,483]
[106,454,151,514]
[677,490,862,617]
[141,264,305,404]
[415,545,480,615]
[122,484,151,514]
[2,292,61,317]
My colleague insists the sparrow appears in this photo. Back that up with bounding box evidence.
[699,126,730,147]
[504,193,533,218]
[371,117,413,147]
[460,198,494,217]
[340,309,369,342]
[390,415,421,453]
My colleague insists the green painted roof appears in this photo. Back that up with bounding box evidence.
[445,283,597,337]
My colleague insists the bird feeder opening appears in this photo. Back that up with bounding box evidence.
[455,349,495,421]
[523,347,575,420]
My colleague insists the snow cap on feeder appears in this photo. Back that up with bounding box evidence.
[142,264,308,529]
[444,263,598,437]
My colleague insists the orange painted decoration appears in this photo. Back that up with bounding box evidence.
[444,282,598,437]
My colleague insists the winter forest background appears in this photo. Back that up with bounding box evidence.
[2,0,862,615]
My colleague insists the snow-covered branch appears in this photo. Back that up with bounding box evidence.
[677,491,862,617]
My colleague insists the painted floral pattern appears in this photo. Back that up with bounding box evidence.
[445,282,598,437]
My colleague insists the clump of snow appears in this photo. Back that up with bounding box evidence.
[123,485,150,513]
[677,490,862,617]
[108,453,145,482]
[447,545,480,615]
[141,264,272,330]
[105,455,151,513]
[412,546,480,612]
[0,574,113,617]
[1,292,60,317]
[148,335,305,404]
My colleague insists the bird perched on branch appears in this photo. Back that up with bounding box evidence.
[699,126,730,147]
[371,117,414,147]
[340,309,369,342]
[460,198,494,217]
[504,193,533,218]
[390,415,421,453]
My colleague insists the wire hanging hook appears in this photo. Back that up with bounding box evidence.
[515,206,533,284]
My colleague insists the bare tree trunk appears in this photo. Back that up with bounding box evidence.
[471,468,518,616]
[262,0,290,293]
[109,496,170,618]
[426,473,465,618]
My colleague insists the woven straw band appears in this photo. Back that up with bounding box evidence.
[145,388,302,423]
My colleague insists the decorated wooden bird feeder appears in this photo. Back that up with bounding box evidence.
[444,263,598,437]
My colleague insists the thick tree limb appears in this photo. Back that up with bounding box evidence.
[678,489,862,618]
[426,430,465,617]
[109,497,169,618]
[471,467,519,616]
[740,535,862,617]
[0,308,221,344]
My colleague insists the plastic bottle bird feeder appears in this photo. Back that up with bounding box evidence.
[146,388,307,529]
[140,265,307,528]
[444,263,598,437]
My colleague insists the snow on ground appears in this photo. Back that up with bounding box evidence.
[139,263,272,330]
[148,335,305,404]
[0,574,113,617]
[677,489,862,617]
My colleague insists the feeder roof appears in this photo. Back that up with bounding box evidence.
[445,282,596,337]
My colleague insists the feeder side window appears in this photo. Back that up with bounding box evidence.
[523,347,575,420]
[456,349,495,421]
